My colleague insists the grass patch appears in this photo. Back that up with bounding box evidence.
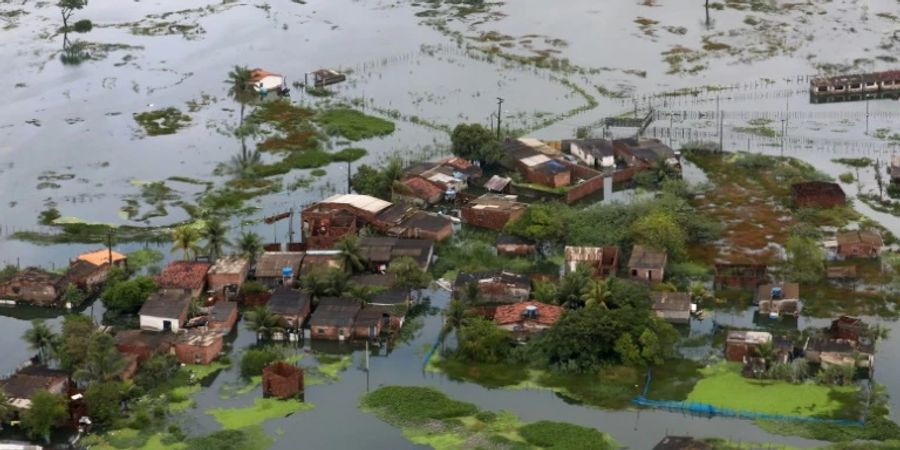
[314,108,395,141]
[207,398,314,429]
[733,118,777,138]
[361,386,478,425]
[519,421,617,449]
[134,107,191,136]
[832,157,872,168]
[838,172,855,184]
[687,362,858,418]
[331,147,368,162]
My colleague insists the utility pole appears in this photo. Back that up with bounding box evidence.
[288,207,295,245]
[866,98,870,135]
[346,161,352,194]
[496,97,504,139]
[781,119,786,158]
[718,112,724,152]
[106,229,114,266]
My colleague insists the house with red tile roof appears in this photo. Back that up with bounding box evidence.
[396,176,444,206]
[493,301,563,339]
[156,261,211,298]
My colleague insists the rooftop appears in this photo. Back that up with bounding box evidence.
[727,330,772,345]
[628,245,667,269]
[157,261,211,290]
[494,301,563,327]
[209,301,238,323]
[115,329,175,349]
[320,194,393,214]
[466,194,527,212]
[310,297,362,327]
[359,237,434,269]
[454,270,530,290]
[497,234,535,246]
[836,229,883,247]
[139,289,193,319]
[650,292,692,312]
[268,288,311,316]
[564,246,606,262]
[534,159,570,175]
[401,176,444,200]
[0,365,68,400]
[256,252,305,278]
[483,175,512,192]
[398,211,452,234]
[77,249,127,266]
[208,256,250,275]
[519,153,551,168]
[568,139,614,158]
[790,181,845,197]
[177,329,227,347]
[757,283,800,301]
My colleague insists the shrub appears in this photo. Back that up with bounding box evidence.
[73,19,93,33]
[361,386,478,425]
[519,420,616,449]
[240,347,284,378]
[240,280,268,295]
[839,172,855,184]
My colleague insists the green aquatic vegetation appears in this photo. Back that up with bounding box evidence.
[733,118,777,138]
[310,169,327,177]
[831,157,872,168]
[331,147,368,162]
[207,398,314,429]
[518,421,617,449]
[314,108,396,141]
[134,108,191,136]
[838,172,855,184]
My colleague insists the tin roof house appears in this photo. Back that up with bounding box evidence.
[650,292,692,324]
[756,283,800,318]
[628,245,667,283]
[139,289,193,333]
[156,261,210,298]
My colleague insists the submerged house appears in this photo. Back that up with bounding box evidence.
[564,246,619,278]
[756,283,800,318]
[207,301,239,331]
[256,252,305,287]
[359,237,435,272]
[268,288,312,330]
[562,138,615,169]
[174,329,227,365]
[156,261,211,299]
[627,245,667,283]
[791,181,846,208]
[0,365,70,410]
[353,305,405,339]
[836,230,883,258]
[714,263,768,290]
[453,270,531,305]
[460,194,527,231]
[0,268,62,306]
[66,249,128,291]
[804,336,874,372]
[207,256,250,298]
[725,330,772,363]
[262,361,303,399]
[309,297,362,341]
[493,301,563,339]
[650,292,692,324]
[115,329,175,363]
[139,289,193,333]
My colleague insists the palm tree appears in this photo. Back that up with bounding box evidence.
[226,148,262,179]
[203,219,231,262]
[74,333,127,384]
[346,284,378,304]
[237,231,263,265]
[225,66,257,129]
[443,298,469,337]
[580,279,612,310]
[23,320,56,364]
[171,225,202,260]
[336,235,365,274]
[244,306,282,341]
[324,268,350,297]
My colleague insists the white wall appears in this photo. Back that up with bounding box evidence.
[140,314,180,332]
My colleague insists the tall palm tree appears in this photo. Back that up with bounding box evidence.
[203,219,231,262]
[443,298,469,337]
[23,320,56,364]
[336,235,365,274]
[237,231,263,265]
[244,306,282,341]
[580,279,612,310]
[323,268,350,297]
[74,333,127,385]
[171,225,202,260]
[227,148,262,179]
[225,65,257,129]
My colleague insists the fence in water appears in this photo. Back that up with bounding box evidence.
[633,370,865,426]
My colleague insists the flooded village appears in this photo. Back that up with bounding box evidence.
[1,0,900,449]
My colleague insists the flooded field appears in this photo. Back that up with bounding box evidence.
[1,0,900,448]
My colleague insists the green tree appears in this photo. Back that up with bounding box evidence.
[240,347,284,378]
[237,231,263,265]
[532,280,558,304]
[244,306,282,341]
[202,219,231,262]
[350,158,404,200]
[58,0,88,30]
[504,203,569,250]
[100,276,157,314]
[614,333,641,366]
[85,381,126,426]
[557,269,591,308]
[785,234,824,283]
[457,317,511,363]
[450,123,503,165]
[639,329,663,365]
[61,283,86,308]
[134,354,178,391]
[443,298,470,336]
[225,66,256,128]
[58,314,95,372]
[631,210,686,260]
[0,390,12,424]
[388,256,432,294]
[336,235,366,274]
[580,279,612,310]
[74,332,127,384]
[21,390,67,443]
[23,319,56,365]
[172,225,203,260]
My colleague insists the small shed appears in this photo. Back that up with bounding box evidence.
[628,245,667,283]
[207,301,239,331]
[268,288,312,330]
[496,234,537,257]
[483,175,512,193]
[262,361,304,399]
[139,289,193,332]
[756,283,800,317]
[256,252,305,287]
[836,230,883,258]
[174,329,226,365]
[725,330,772,363]
[564,245,619,277]
[309,297,361,341]
[650,292,692,324]
[791,182,846,208]
[207,256,250,298]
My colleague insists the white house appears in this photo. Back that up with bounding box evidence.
[138,289,192,332]
[569,139,615,169]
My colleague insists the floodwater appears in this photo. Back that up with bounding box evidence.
[1,0,900,448]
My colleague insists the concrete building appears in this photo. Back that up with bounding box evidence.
[460,194,527,231]
[627,245,667,283]
[756,284,800,318]
[262,361,303,399]
[836,230,883,258]
[650,292,692,324]
[256,252,305,287]
[156,261,211,298]
[207,256,250,298]
[174,329,226,365]
[564,246,619,277]
[115,330,175,363]
[725,330,772,362]
[268,287,312,330]
[309,297,361,341]
[207,301,239,331]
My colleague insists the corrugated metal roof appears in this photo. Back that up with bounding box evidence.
[322,194,392,214]
[519,154,551,167]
